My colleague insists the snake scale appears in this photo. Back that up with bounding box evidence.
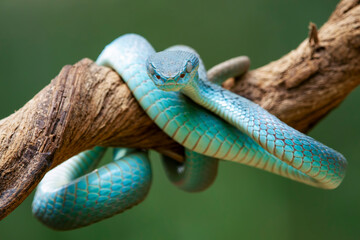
[32,34,347,230]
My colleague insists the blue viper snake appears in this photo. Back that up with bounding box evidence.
[32,34,347,230]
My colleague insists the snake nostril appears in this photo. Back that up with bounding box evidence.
[156,75,161,79]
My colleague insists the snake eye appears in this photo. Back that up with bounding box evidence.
[148,64,155,75]
[186,61,192,73]
[180,73,185,78]
[156,75,161,79]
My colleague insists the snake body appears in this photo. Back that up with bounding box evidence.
[32,34,347,230]
[32,147,151,229]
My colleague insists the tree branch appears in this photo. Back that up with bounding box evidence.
[230,0,360,131]
[0,0,359,220]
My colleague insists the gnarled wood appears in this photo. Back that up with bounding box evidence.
[0,0,359,220]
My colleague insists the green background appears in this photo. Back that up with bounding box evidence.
[1,0,359,239]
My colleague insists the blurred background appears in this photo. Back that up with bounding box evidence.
[0,0,359,239]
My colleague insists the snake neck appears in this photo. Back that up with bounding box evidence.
[181,76,236,120]
[181,75,211,106]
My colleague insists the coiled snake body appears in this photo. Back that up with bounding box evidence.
[32,34,347,230]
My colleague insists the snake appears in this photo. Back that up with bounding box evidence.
[32,34,347,230]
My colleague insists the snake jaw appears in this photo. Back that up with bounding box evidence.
[154,78,186,91]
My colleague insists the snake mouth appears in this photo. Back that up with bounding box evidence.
[155,83,185,92]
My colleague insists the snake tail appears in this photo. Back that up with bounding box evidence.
[207,56,250,85]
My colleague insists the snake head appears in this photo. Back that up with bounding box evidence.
[146,50,199,92]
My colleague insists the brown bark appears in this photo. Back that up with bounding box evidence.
[0,0,359,220]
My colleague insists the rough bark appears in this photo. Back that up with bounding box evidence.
[0,0,359,220]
